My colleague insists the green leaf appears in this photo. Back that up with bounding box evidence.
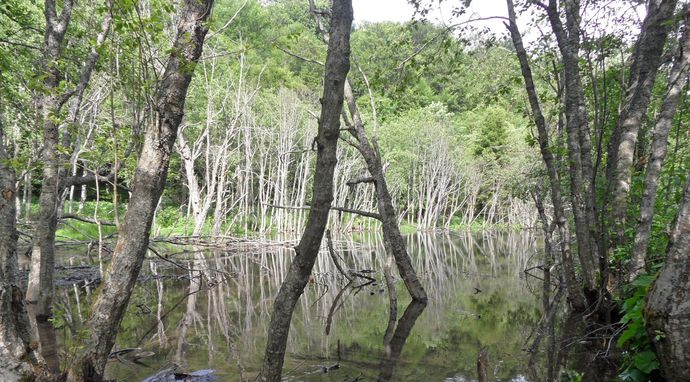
[633,350,659,374]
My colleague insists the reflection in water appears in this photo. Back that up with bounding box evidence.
[377,300,427,382]
[52,231,542,381]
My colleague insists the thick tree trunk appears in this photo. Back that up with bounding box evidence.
[258,1,352,380]
[631,12,690,280]
[0,114,49,381]
[506,0,587,310]
[645,169,690,380]
[610,0,677,245]
[65,1,214,380]
[343,80,427,301]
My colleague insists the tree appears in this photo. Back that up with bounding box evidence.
[259,0,352,380]
[630,9,690,279]
[645,168,690,379]
[26,0,112,324]
[506,0,586,310]
[0,109,50,382]
[65,0,215,379]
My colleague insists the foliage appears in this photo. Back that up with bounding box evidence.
[618,273,661,381]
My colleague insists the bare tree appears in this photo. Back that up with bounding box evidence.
[259,1,352,379]
[65,0,215,379]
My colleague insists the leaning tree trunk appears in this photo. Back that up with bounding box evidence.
[343,80,427,302]
[0,113,50,381]
[631,11,690,280]
[645,168,690,381]
[610,0,677,246]
[258,2,352,380]
[506,0,586,310]
[65,0,214,380]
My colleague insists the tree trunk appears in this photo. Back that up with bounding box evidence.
[506,0,587,310]
[343,80,427,301]
[65,1,214,379]
[0,111,50,381]
[258,1,352,380]
[610,0,677,246]
[631,12,690,280]
[26,0,76,321]
[27,0,111,322]
[645,168,690,380]
[545,0,597,292]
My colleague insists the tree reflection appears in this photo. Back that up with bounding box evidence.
[377,300,427,382]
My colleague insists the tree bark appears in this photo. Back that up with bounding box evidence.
[26,0,76,321]
[545,0,597,292]
[258,1,352,380]
[27,0,112,322]
[342,80,427,301]
[645,168,690,380]
[65,0,214,380]
[631,11,690,280]
[506,0,587,310]
[0,111,50,381]
[610,0,678,246]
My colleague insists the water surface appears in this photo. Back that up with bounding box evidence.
[55,231,543,381]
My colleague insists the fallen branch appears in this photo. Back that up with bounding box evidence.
[263,203,382,221]
[61,213,117,226]
[346,176,375,186]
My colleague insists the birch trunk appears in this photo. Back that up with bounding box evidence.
[65,0,213,379]
[631,13,690,279]
[26,0,76,320]
[611,0,677,245]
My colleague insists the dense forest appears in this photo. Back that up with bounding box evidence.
[1,0,690,381]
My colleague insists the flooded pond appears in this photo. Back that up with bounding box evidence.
[52,231,543,381]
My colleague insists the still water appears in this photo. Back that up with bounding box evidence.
[56,231,543,381]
